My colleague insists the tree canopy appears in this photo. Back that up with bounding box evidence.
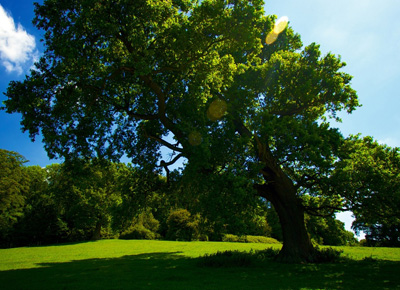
[331,136,400,247]
[3,0,361,261]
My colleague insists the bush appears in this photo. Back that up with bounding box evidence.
[222,234,240,243]
[198,250,255,267]
[119,224,159,240]
[222,234,281,244]
[198,248,280,268]
[255,248,281,259]
[245,235,281,244]
[198,234,209,241]
[198,247,344,267]
[138,211,160,234]
[359,239,368,247]
[166,209,199,241]
[312,246,345,263]
[119,211,160,240]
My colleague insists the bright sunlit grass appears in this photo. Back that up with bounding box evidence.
[0,240,277,271]
[335,245,400,261]
[0,240,399,290]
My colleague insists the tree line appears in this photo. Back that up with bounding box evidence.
[1,148,358,248]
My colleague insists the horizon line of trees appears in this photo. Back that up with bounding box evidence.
[1,148,361,248]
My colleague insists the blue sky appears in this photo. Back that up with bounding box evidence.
[1,0,399,235]
[266,0,400,147]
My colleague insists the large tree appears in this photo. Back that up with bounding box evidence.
[4,0,358,261]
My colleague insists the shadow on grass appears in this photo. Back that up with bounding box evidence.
[0,251,399,290]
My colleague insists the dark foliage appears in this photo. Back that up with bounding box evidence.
[198,246,345,267]
[198,248,280,267]
[166,209,199,241]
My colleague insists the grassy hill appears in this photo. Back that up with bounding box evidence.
[0,240,399,289]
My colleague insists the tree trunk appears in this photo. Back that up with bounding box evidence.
[234,120,315,262]
[91,220,102,241]
[271,192,314,263]
[258,168,315,263]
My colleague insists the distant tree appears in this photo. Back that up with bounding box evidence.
[111,164,166,234]
[5,159,165,246]
[331,136,400,247]
[4,0,359,261]
[11,165,65,246]
[46,159,124,241]
[0,149,28,245]
[305,214,357,246]
[166,209,200,241]
[23,166,48,196]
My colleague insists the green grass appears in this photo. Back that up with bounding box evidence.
[0,240,399,290]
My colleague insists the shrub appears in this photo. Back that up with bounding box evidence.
[166,209,199,241]
[245,235,281,244]
[198,234,209,241]
[198,248,280,268]
[359,239,368,247]
[198,250,254,267]
[119,211,160,240]
[138,211,160,234]
[119,224,159,240]
[254,248,281,260]
[312,246,345,263]
[222,234,239,243]
[222,234,281,244]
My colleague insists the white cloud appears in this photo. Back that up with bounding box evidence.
[0,5,38,75]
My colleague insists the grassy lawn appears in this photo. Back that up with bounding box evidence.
[0,240,399,290]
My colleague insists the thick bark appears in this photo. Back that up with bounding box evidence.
[257,168,315,263]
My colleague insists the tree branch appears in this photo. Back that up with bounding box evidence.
[303,204,349,217]
[159,153,184,184]
[138,74,185,142]
[146,134,184,153]
[232,117,282,181]
[161,153,184,167]
[127,112,158,120]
